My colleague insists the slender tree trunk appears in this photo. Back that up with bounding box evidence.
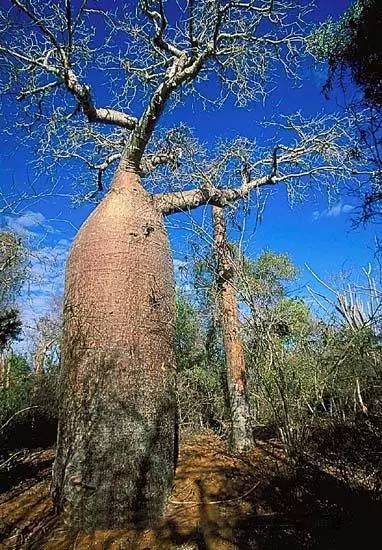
[52,168,177,530]
[212,206,254,453]
[0,350,7,387]
[33,342,49,375]
[0,349,10,389]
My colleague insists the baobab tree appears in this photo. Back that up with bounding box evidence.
[164,128,364,453]
[0,0,371,531]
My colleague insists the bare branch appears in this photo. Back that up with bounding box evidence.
[16,81,61,100]
[155,174,272,214]
[0,406,38,433]
[65,0,73,53]
[63,70,138,129]
[0,0,331,202]
[1,2,138,131]
[140,150,180,176]
[140,0,183,57]
[155,112,371,214]
[10,0,67,65]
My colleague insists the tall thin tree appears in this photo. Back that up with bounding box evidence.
[212,205,253,452]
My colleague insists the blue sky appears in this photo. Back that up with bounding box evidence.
[0,0,378,336]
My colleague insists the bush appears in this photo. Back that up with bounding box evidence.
[175,293,228,434]
[0,354,31,424]
[0,354,59,454]
[245,316,382,461]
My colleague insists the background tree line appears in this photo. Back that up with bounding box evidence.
[1,220,381,486]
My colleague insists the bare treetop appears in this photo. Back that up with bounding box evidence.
[0,1,309,185]
[1,1,374,218]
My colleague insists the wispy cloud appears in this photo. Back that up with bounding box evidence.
[313,203,355,221]
[4,210,55,237]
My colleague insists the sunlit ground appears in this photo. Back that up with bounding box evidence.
[1,433,381,549]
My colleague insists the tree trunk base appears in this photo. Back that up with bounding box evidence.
[52,170,177,530]
[229,391,254,454]
[52,349,177,530]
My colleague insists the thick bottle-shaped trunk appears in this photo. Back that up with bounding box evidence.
[52,169,177,530]
[212,206,254,453]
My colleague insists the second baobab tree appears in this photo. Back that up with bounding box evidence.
[0,0,372,531]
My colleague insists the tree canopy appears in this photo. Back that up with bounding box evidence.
[0,0,374,215]
[310,0,382,108]
[310,0,382,222]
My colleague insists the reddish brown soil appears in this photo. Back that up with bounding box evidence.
[0,434,380,549]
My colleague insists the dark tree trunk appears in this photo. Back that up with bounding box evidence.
[52,168,177,530]
[212,206,254,453]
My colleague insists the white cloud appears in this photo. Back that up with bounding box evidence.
[4,210,50,237]
[22,238,69,321]
[313,203,355,221]
[15,236,70,351]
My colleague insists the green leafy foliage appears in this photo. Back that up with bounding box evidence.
[0,353,59,453]
[175,294,206,372]
[175,292,227,433]
[0,354,31,429]
[242,250,298,303]
[0,232,380,468]
[0,308,22,352]
[272,297,311,339]
[181,245,382,462]
[309,0,382,107]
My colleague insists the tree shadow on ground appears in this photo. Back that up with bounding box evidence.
[0,451,54,495]
[1,413,57,454]
[155,435,382,549]
[0,434,381,549]
[233,457,381,549]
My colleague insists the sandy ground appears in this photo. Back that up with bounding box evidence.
[0,433,381,549]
